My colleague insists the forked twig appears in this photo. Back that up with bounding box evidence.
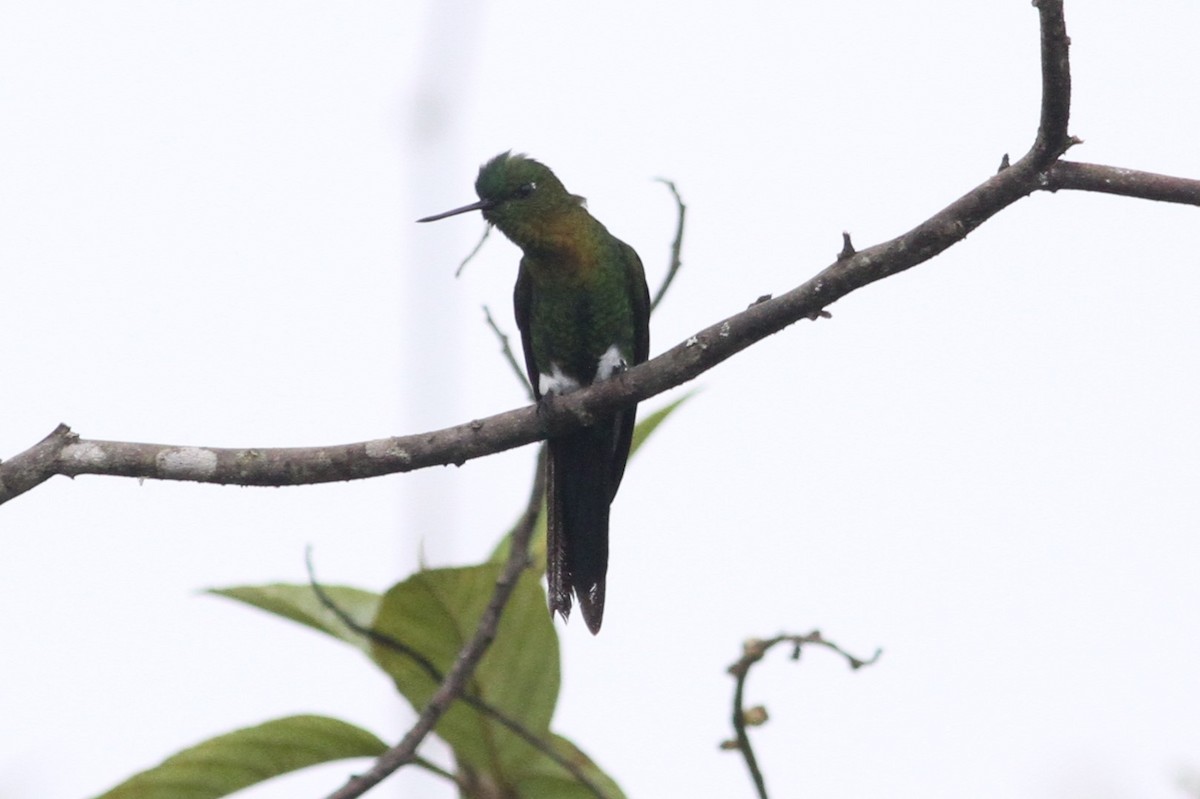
[725,631,882,799]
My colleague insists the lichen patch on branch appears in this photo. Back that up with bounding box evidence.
[155,447,219,479]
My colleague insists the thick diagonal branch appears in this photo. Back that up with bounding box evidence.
[4,0,1198,510]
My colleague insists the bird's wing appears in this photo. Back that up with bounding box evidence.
[605,241,651,496]
[624,241,651,365]
[513,260,541,400]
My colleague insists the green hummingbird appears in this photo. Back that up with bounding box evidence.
[419,152,650,634]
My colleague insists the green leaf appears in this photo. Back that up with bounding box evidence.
[209,584,381,657]
[210,571,626,795]
[510,734,628,799]
[369,564,562,783]
[92,715,387,799]
[490,392,693,567]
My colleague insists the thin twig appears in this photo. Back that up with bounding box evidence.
[483,304,534,400]
[508,443,547,547]
[650,178,686,312]
[305,549,608,799]
[725,632,882,799]
[728,653,767,799]
[454,225,491,278]
[412,756,458,784]
[305,550,440,686]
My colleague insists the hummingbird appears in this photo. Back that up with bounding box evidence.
[419,152,650,634]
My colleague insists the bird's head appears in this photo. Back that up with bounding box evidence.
[418,152,586,235]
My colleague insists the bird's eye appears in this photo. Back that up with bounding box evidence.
[516,182,536,198]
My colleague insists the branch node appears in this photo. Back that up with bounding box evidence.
[742,705,769,727]
[837,231,856,260]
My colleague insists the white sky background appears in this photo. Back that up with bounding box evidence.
[2,2,1199,798]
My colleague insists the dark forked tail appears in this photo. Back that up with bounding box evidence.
[546,402,640,634]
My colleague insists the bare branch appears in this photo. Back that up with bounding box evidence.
[1032,0,1073,159]
[2,0,1193,510]
[0,424,75,501]
[1045,161,1200,205]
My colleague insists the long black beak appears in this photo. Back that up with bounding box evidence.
[416,198,495,223]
